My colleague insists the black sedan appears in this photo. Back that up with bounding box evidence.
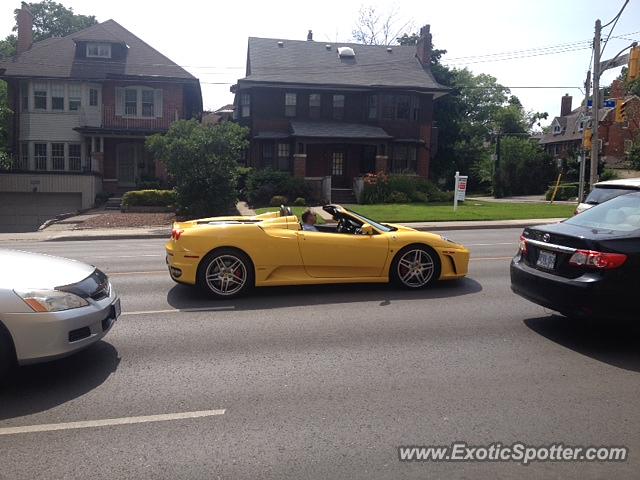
[511,192,640,320]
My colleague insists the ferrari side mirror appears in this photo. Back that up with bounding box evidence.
[361,223,374,235]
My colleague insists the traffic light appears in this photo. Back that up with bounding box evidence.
[615,99,628,123]
[629,46,640,82]
[583,128,592,150]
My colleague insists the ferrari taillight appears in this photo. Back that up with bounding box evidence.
[568,249,627,269]
[171,229,183,240]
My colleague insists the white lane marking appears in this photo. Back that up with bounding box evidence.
[122,306,235,316]
[0,409,226,436]
[470,256,513,261]
[109,270,167,276]
[467,242,516,246]
[92,254,163,259]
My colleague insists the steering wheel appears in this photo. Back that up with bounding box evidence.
[280,205,293,217]
[337,217,358,234]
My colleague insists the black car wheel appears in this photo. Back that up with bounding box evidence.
[197,248,254,299]
[0,325,16,382]
[390,245,441,289]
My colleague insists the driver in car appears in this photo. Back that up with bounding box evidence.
[301,210,319,232]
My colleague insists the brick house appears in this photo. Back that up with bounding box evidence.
[539,88,640,172]
[0,5,201,231]
[232,26,448,202]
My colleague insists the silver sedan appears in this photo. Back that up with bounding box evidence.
[0,249,120,378]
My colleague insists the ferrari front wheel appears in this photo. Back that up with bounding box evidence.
[390,245,441,289]
[197,248,254,299]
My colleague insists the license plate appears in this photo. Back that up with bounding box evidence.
[112,298,121,319]
[536,250,556,270]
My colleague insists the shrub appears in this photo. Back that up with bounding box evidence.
[246,168,310,206]
[545,183,578,201]
[122,189,177,207]
[270,195,289,207]
[293,197,306,206]
[146,120,248,217]
[236,166,253,201]
[386,191,410,203]
[599,169,618,182]
[361,173,449,204]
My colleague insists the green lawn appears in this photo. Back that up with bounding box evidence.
[340,201,576,223]
[254,206,326,224]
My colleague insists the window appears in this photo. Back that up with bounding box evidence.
[276,143,290,171]
[86,43,111,58]
[391,144,417,173]
[52,143,65,170]
[68,84,81,111]
[331,152,344,175]
[34,83,47,110]
[240,93,250,117]
[368,95,377,120]
[396,95,410,120]
[51,83,65,111]
[624,139,633,154]
[309,94,321,119]
[332,94,345,120]
[125,89,137,115]
[285,93,297,117]
[89,88,99,107]
[21,82,28,111]
[34,143,47,170]
[411,96,420,121]
[262,143,273,168]
[382,95,394,119]
[142,89,154,117]
[19,142,29,170]
[69,144,82,171]
[553,124,561,134]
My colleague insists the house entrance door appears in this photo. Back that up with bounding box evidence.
[331,149,348,188]
[116,143,140,187]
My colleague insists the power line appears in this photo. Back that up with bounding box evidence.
[601,0,629,55]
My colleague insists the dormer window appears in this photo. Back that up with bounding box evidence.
[86,43,111,58]
[552,124,561,134]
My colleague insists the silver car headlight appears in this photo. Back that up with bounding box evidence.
[14,289,89,312]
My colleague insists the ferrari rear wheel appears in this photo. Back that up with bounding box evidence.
[197,248,254,299]
[391,245,441,289]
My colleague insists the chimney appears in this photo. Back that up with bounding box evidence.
[560,93,572,117]
[416,25,432,66]
[610,79,625,99]
[16,3,33,55]
[307,30,313,41]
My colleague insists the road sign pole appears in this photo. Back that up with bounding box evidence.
[454,171,459,211]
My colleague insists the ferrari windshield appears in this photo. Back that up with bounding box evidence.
[345,208,394,232]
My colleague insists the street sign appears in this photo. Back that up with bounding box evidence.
[453,171,468,211]
[587,99,616,108]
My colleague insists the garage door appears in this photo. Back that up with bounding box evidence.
[0,192,82,233]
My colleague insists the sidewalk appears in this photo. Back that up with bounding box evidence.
[0,218,565,242]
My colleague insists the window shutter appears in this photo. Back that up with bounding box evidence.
[154,89,163,118]
[115,87,124,116]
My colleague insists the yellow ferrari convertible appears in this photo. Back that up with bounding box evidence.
[165,205,470,298]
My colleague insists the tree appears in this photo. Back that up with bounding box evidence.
[496,137,557,196]
[146,120,249,218]
[0,80,13,170]
[352,6,413,46]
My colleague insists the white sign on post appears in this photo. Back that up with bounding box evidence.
[454,171,468,211]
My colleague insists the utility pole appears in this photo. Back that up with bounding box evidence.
[493,134,502,198]
[589,19,601,190]
[578,70,591,202]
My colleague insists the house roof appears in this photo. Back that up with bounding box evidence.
[0,20,196,81]
[239,37,448,95]
[539,106,612,145]
[290,121,391,139]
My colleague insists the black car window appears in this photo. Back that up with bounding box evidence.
[567,193,640,233]
[584,187,637,205]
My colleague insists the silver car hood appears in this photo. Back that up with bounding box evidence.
[0,249,95,290]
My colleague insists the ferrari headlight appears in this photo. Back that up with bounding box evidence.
[14,289,89,312]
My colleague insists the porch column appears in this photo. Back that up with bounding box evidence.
[293,154,307,178]
[375,155,388,173]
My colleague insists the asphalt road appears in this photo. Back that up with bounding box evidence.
[1,228,639,479]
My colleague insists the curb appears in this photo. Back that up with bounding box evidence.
[45,232,170,242]
[409,219,562,232]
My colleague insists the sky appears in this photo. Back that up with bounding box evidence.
[1,0,639,127]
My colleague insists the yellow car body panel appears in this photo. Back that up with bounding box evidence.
[165,206,469,288]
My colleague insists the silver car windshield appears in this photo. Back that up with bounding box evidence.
[566,193,640,233]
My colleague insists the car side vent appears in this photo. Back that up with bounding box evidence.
[69,327,91,343]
